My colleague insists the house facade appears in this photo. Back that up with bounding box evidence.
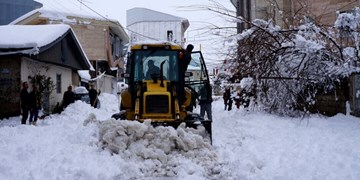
[127,8,189,47]
[0,24,93,118]
[230,0,359,31]
[11,8,129,94]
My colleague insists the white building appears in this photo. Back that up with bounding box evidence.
[0,24,93,116]
[127,8,189,47]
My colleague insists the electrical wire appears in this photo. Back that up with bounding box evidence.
[52,0,75,14]
[39,0,60,12]
[75,0,160,41]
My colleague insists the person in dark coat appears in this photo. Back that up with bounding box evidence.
[29,84,41,125]
[62,85,75,109]
[199,84,213,120]
[228,97,233,111]
[89,84,99,108]
[181,44,194,74]
[20,82,30,124]
[223,87,231,110]
[233,90,242,109]
[179,44,194,105]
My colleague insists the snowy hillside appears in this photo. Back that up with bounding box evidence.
[0,93,360,179]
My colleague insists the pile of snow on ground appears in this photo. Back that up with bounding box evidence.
[87,116,227,179]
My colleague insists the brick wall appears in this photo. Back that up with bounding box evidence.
[71,24,107,61]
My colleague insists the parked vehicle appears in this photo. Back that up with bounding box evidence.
[73,86,100,109]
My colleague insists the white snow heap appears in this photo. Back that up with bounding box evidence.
[96,118,225,178]
[98,119,211,153]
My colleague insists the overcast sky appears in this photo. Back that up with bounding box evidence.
[34,0,236,69]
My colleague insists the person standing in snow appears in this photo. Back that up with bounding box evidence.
[62,85,75,109]
[89,84,100,108]
[29,84,41,125]
[20,82,30,124]
[228,88,233,111]
[199,84,213,120]
[223,87,231,110]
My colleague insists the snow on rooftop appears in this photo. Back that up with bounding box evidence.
[10,7,117,26]
[127,7,189,29]
[0,24,70,54]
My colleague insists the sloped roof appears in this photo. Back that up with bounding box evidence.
[10,8,111,25]
[0,24,69,51]
[10,8,129,44]
[0,24,94,70]
[127,7,189,30]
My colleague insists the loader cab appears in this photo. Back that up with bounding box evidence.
[123,44,212,112]
[124,44,183,103]
[131,48,179,82]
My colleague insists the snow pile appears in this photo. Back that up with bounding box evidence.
[2,92,360,179]
[93,118,227,179]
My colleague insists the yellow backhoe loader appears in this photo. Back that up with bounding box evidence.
[112,42,212,141]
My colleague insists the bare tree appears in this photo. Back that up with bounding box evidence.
[207,1,360,116]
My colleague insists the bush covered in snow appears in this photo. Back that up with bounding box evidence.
[223,7,360,116]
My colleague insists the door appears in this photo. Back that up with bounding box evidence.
[184,51,211,101]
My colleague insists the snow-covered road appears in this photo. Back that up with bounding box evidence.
[1,93,360,180]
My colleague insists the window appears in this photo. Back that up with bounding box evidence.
[56,74,61,93]
[133,50,179,82]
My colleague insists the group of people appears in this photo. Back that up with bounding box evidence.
[20,82,41,125]
[223,87,252,111]
[61,84,100,110]
[21,82,100,124]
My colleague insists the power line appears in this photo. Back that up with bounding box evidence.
[75,0,160,42]
[64,0,95,17]
[40,0,60,12]
[52,0,74,14]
